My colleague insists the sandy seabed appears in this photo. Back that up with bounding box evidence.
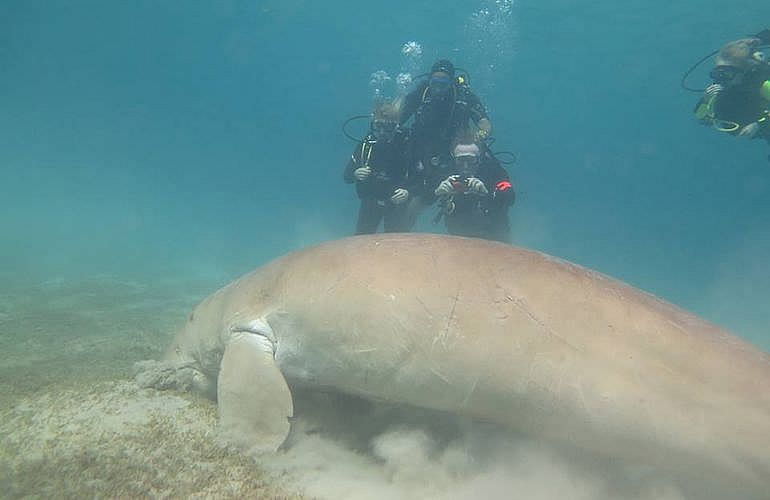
[0,275,300,499]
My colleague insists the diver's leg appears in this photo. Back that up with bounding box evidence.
[487,212,512,243]
[401,195,430,231]
[447,211,489,240]
[383,203,410,232]
[355,199,385,234]
[445,213,470,237]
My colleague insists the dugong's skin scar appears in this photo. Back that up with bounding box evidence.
[508,294,581,352]
[433,289,461,350]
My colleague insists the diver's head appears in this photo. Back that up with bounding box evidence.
[452,142,481,178]
[371,102,400,142]
[429,59,455,96]
[431,59,455,77]
[712,39,766,86]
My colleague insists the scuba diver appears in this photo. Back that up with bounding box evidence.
[396,58,494,229]
[343,101,415,235]
[433,139,515,243]
[693,29,770,146]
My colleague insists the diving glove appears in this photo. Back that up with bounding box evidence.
[435,177,457,196]
[390,188,409,205]
[466,177,488,195]
[738,122,760,138]
[354,167,372,181]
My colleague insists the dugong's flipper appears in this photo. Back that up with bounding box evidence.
[217,320,293,454]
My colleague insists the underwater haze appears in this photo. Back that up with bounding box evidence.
[2,0,770,498]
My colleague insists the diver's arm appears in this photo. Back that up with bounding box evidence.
[734,107,769,139]
[343,144,363,184]
[467,91,493,138]
[488,163,515,206]
[738,122,761,138]
[393,138,411,190]
[693,92,718,126]
[343,159,357,184]
[399,143,421,196]
[402,169,420,198]
[476,157,513,206]
[761,80,770,101]
[477,118,493,138]
[736,79,770,138]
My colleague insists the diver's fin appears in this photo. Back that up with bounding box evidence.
[217,328,293,454]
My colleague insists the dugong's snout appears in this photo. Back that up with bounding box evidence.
[135,323,215,397]
[165,295,223,360]
[135,295,226,398]
[162,321,199,366]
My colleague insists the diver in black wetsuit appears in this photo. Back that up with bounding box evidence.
[343,102,414,234]
[694,29,770,145]
[396,59,494,229]
[433,140,515,243]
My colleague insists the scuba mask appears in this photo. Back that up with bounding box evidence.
[709,65,744,85]
[429,75,453,95]
[453,154,480,178]
[372,120,398,141]
[452,143,481,177]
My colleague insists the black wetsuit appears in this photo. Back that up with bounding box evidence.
[438,152,515,243]
[399,80,490,200]
[343,130,414,234]
[695,65,770,141]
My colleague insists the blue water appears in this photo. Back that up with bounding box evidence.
[1,0,769,347]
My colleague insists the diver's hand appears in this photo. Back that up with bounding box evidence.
[739,122,760,138]
[434,176,458,197]
[354,166,372,181]
[704,83,724,97]
[390,188,409,205]
[466,177,488,196]
[476,118,492,142]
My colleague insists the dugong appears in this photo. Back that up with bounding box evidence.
[145,234,770,496]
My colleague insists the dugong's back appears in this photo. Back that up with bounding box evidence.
[259,234,770,492]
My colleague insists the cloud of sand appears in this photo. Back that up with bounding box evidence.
[259,392,690,500]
